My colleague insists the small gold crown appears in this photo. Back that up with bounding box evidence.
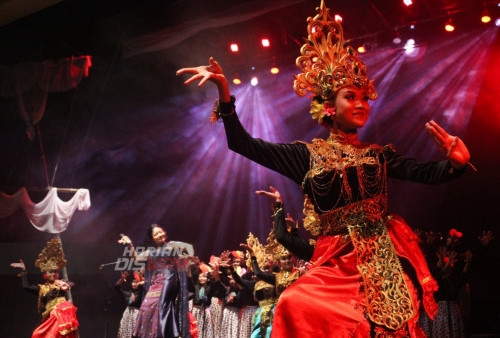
[35,237,67,273]
[265,227,290,261]
[294,0,377,103]
[245,233,275,270]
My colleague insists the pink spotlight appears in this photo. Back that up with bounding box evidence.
[261,38,270,47]
[230,43,239,52]
[403,0,412,6]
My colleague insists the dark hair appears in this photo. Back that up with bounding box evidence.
[147,223,163,241]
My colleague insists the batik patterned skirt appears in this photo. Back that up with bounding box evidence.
[118,306,139,338]
[191,305,212,338]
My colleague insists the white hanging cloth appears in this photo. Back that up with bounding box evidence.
[0,187,91,233]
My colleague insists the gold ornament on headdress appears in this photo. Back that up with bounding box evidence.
[35,237,67,273]
[266,227,290,261]
[294,0,377,107]
[245,233,275,271]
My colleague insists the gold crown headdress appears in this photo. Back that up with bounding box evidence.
[294,0,377,106]
[35,237,67,273]
[265,227,291,261]
[245,233,276,271]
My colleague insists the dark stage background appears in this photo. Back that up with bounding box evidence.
[1,0,499,336]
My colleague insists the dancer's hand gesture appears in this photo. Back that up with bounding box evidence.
[240,243,255,257]
[255,186,282,203]
[425,120,470,168]
[118,234,132,246]
[10,259,26,271]
[177,57,231,102]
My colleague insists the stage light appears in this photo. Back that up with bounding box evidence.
[357,46,366,53]
[250,77,258,86]
[410,24,415,29]
[230,43,239,52]
[403,0,412,7]
[233,78,242,85]
[404,39,415,54]
[445,19,455,32]
[496,18,500,26]
[481,15,491,23]
[261,38,270,47]
[481,10,491,23]
[393,31,402,44]
[270,67,279,74]
[335,14,343,22]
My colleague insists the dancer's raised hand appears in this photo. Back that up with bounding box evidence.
[177,57,230,102]
[255,186,282,203]
[10,259,26,271]
[425,120,470,168]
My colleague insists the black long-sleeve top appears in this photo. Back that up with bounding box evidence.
[21,272,39,294]
[190,279,216,307]
[115,279,143,308]
[250,257,276,286]
[219,266,257,307]
[221,103,463,189]
[21,272,70,315]
[272,201,315,261]
[220,101,464,235]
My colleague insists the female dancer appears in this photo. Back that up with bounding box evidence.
[116,271,144,338]
[11,237,79,337]
[177,1,471,336]
[188,262,217,338]
[119,224,190,337]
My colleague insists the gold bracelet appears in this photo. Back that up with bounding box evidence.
[272,207,283,218]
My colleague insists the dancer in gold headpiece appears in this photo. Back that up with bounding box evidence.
[177,0,471,335]
[10,237,79,337]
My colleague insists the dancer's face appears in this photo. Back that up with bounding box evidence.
[279,254,293,272]
[328,86,371,133]
[198,272,208,285]
[45,270,59,283]
[152,227,167,246]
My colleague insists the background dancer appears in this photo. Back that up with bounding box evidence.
[10,238,79,337]
[119,224,191,337]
